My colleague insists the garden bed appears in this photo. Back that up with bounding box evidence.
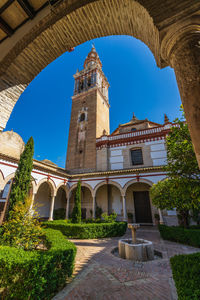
[170,252,200,300]
[0,228,76,299]
[43,220,127,239]
[158,225,200,248]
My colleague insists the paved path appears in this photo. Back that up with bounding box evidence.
[53,227,200,300]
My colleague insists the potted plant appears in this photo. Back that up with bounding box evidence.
[154,213,160,225]
[127,212,133,223]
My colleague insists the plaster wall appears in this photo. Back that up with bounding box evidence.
[54,188,66,210]
[34,183,51,218]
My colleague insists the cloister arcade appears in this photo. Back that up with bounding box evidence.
[0,158,166,224]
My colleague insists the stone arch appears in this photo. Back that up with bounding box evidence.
[53,184,69,218]
[94,180,123,218]
[35,178,56,196]
[34,179,56,219]
[0,170,5,190]
[3,172,15,188]
[124,179,154,224]
[0,0,160,131]
[55,183,69,195]
[68,181,94,219]
[123,178,153,195]
[0,169,5,181]
[94,180,123,196]
[69,181,94,196]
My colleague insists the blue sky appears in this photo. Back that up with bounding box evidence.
[5,35,182,168]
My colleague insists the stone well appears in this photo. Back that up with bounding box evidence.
[118,223,154,261]
[118,238,154,261]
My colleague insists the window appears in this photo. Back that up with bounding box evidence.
[88,76,91,87]
[131,128,137,132]
[131,149,143,165]
[80,113,85,122]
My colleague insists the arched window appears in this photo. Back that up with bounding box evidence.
[88,76,91,87]
[80,113,85,122]
[79,80,84,91]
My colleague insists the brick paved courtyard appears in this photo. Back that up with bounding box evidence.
[53,227,200,300]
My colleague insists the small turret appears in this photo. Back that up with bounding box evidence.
[132,112,138,122]
[164,114,170,124]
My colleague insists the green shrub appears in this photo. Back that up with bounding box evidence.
[189,225,200,230]
[8,137,34,216]
[101,212,117,223]
[71,180,81,223]
[158,225,200,247]
[2,197,42,250]
[0,228,76,299]
[170,252,200,300]
[43,220,127,239]
[53,208,66,220]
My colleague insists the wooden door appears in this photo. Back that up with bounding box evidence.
[133,191,153,223]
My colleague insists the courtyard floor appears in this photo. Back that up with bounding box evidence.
[53,227,200,300]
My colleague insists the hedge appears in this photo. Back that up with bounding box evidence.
[43,220,127,239]
[158,225,200,248]
[0,228,76,299]
[170,252,200,300]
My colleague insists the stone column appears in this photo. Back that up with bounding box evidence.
[162,30,200,167]
[30,193,36,210]
[92,195,96,219]
[49,194,56,221]
[122,195,127,222]
[65,193,70,219]
[158,209,164,225]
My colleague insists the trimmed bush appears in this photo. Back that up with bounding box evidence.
[158,225,200,247]
[0,228,76,299]
[8,137,34,215]
[189,225,200,230]
[170,252,200,300]
[43,220,127,239]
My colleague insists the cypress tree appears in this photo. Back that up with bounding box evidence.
[72,180,82,223]
[8,137,34,215]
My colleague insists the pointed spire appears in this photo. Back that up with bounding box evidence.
[132,112,138,122]
[84,45,102,69]
[92,43,96,52]
[164,114,169,124]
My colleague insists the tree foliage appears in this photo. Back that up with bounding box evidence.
[2,197,42,250]
[71,180,82,223]
[165,119,200,179]
[8,137,34,215]
[150,112,200,227]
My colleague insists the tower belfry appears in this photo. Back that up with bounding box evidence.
[66,46,110,173]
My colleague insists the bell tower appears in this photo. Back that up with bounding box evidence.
[66,46,110,173]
